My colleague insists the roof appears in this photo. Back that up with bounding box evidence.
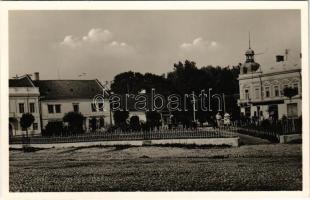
[245,48,254,55]
[9,75,35,87]
[33,79,105,100]
[238,68,301,80]
[264,60,301,74]
[242,62,260,71]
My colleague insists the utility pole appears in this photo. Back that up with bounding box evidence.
[222,93,226,113]
[192,91,196,122]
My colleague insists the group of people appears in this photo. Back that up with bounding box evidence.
[211,112,231,128]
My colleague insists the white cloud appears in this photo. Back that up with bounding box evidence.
[82,28,113,43]
[211,41,218,47]
[60,35,82,48]
[109,41,128,47]
[60,28,130,51]
[178,37,223,67]
[58,28,137,78]
[180,37,219,51]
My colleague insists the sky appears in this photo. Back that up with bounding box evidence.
[9,10,301,82]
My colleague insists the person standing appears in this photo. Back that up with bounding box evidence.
[216,112,222,127]
[224,113,231,126]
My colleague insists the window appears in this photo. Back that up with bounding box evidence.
[245,89,249,100]
[281,84,289,96]
[48,105,54,113]
[274,86,279,97]
[19,103,24,113]
[55,104,61,113]
[73,104,79,112]
[33,123,38,130]
[98,103,104,111]
[265,87,270,98]
[293,83,299,94]
[268,104,278,119]
[287,103,298,118]
[255,88,260,99]
[91,103,96,112]
[245,107,251,117]
[99,117,105,128]
[29,103,35,113]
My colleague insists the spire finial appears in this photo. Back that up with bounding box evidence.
[248,32,251,49]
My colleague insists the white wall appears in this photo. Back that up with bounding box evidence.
[129,111,147,123]
[41,99,113,130]
[9,88,41,136]
[238,69,302,120]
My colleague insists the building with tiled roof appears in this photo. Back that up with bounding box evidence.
[9,75,41,136]
[238,45,302,121]
[32,79,106,100]
[31,73,112,132]
[9,72,113,136]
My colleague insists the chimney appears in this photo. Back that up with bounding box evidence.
[34,72,40,81]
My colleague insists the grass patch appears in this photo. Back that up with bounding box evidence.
[9,144,302,191]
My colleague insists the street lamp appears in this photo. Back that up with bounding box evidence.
[190,91,197,123]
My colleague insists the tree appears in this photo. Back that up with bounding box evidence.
[283,87,298,100]
[44,121,63,137]
[129,115,140,131]
[63,112,84,134]
[146,111,161,130]
[196,110,208,126]
[110,60,241,128]
[20,113,35,138]
[111,71,144,94]
[90,117,97,131]
[113,110,129,127]
[166,60,240,125]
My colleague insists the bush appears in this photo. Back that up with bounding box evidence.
[146,111,161,130]
[113,111,129,126]
[63,112,84,134]
[129,116,141,131]
[20,113,35,137]
[43,121,64,137]
[141,122,151,132]
[106,126,118,133]
[261,119,271,129]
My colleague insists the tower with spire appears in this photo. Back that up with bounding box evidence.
[240,33,260,75]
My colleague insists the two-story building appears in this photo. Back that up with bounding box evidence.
[32,74,112,132]
[238,46,302,121]
[9,75,41,136]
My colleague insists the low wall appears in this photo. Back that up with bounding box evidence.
[279,134,302,144]
[10,137,239,149]
[144,138,239,147]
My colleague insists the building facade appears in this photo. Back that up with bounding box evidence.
[9,75,41,136]
[9,73,114,136]
[33,77,112,132]
[238,47,302,121]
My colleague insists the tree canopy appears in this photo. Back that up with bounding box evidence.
[110,60,240,126]
[20,113,35,137]
[63,112,84,133]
